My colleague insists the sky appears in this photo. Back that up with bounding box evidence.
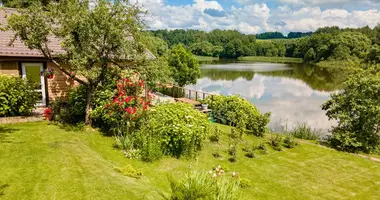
[130,0,380,34]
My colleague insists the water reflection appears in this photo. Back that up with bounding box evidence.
[188,62,348,132]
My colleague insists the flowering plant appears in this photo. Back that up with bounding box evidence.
[103,74,154,135]
[43,108,53,120]
[40,68,56,78]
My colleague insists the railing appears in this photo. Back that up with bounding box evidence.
[156,84,215,101]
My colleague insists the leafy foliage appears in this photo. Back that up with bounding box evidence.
[322,65,380,153]
[6,0,164,124]
[140,103,210,158]
[114,164,142,179]
[291,123,322,140]
[168,44,201,87]
[268,134,283,151]
[209,126,221,143]
[168,171,240,200]
[283,134,297,149]
[203,95,270,137]
[0,75,38,117]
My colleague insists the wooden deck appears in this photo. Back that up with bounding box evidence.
[175,98,201,106]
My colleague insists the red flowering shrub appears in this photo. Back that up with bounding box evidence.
[102,76,154,135]
[43,108,53,117]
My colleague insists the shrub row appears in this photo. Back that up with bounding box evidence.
[203,95,270,136]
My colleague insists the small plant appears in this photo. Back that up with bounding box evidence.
[268,134,283,151]
[257,143,268,154]
[283,134,297,149]
[123,149,141,159]
[228,155,237,163]
[40,68,56,79]
[242,141,250,152]
[139,134,163,162]
[212,151,221,158]
[114,164,142,179]
[43,108,53,120]
[245,150,255,158]
[229,128,239,139]
[239,178,251,188]
[228,144,237,156]
[168,169,240,200]
[209,127,221,143]
[114,134,135,151]
[291,123,322,140]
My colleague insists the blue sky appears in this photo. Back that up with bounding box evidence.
[132,0,380,34]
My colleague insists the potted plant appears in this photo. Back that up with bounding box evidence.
[43,108,53,121]
[40,68,56,79]
[201,103,208,110]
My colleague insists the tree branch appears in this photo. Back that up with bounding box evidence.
[50,59,89,85]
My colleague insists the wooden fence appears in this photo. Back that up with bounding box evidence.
[156,84,215,101]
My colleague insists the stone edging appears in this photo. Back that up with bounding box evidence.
[0,116,44,124]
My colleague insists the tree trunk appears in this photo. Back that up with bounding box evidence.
[85,85,94,125]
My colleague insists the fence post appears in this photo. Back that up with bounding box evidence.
[189,90,191,99]
[195,91,198,101]
[203,93,205,100]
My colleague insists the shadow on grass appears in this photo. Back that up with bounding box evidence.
[0,184,9,196]
[52,120,115,137]
[0,127,20,143]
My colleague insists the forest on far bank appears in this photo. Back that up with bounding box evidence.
[148,26,380,65]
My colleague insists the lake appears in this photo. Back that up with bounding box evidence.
[187,61,349,132]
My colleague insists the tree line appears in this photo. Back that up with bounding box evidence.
[149,26,380,64]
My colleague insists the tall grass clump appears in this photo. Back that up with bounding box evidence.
[291,123,323,140]
[168,171,240,200]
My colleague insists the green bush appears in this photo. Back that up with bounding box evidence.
[322,65,380,153]
[0,75,38,117]
[283,134,297,149]
[140,103,210,158]
[203,95,270,137]
[209,126,221,143]
[53,72,118,126]
[139,133,163,162]
[114,164,142,179]
[268,134,283,151]
[168,171,240,200]
[291,123,322,140]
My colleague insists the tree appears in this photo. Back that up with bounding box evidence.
[322,65,380,153]
[168,44,200,87]
[0,0,57,8]
[7,0,153,125]
[366,45,380,64]
[141,32,168,57]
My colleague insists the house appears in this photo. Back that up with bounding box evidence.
[0,8,155,107]
[0,8,79,107]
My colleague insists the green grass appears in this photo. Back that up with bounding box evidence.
[1,122,380,199]
[196,56,220,62]
[238,56,303,63]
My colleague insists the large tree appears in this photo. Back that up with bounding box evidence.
[0,0,57,8]
[168,44,200,87]
[322,65,380,153]
[6,0,153,125]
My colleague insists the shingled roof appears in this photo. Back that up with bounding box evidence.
[0,8,64,57]
[0,8,155,59]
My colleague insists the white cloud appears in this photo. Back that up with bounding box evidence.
[133,0,380,33]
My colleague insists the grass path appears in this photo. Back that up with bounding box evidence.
[1,122,380,200]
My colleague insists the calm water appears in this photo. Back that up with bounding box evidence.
[187,61,348,132]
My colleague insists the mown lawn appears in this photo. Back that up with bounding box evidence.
[1,122,379,200]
